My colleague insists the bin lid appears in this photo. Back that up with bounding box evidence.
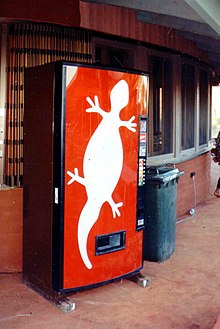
[145,166,184,183]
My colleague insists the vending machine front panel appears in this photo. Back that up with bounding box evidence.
[62,65,148,290]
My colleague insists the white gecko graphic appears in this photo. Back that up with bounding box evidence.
[67,79,136,269]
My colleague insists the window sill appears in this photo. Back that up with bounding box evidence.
[147,145,212,166]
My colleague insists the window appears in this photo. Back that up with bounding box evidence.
[95,44,133,69]
[212,85,220,139]
[94,37,212,165]
[149,56,173,155]
[181,64,195,150]
[199,69,209,145]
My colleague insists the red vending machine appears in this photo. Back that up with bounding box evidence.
[23,62,148,296]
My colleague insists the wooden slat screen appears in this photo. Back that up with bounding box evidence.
[5,23,92,186]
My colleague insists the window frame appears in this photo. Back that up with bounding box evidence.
[148,54,174,157]
[198,67,212,148]
[180,60,196,153]
[92,36,213,167]
[93,37,135,69]
[147,56,212,166]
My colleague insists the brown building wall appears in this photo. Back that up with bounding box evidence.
[79,1,208,62]
[0,1,208,63]
[0,0,80,26]
[0,2,212,273]
[0,154,211,273]
[0,188,23,272]
[176,152,211,218]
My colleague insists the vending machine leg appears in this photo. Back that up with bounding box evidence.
[55,297,76,313]
[127,272,151,288]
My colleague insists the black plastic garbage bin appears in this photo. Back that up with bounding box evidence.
[143,166,184,262]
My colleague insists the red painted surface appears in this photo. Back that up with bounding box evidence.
[63,67,147,289]
[0,0,80,26]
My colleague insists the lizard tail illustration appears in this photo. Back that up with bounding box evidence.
[77,200,101,269]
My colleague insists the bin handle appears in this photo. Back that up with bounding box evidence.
[166,163,176,169]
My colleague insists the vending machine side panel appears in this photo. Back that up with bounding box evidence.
[23,63,56,293]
